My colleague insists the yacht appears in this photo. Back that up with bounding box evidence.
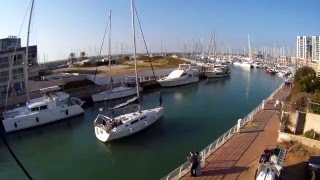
[158,64,199,87]
[2,0,84,133]
[233,61,241,66]
[94,1,164,142]
[92,80,140,102]
[94,106,163,142]
[2,91,84,132]
[239,61,253,68]
[204,65,231,78]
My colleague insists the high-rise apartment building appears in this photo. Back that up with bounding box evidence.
[312,36,320,62]
[296,36,311,59]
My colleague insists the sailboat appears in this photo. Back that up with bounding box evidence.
[2,0,84,133]
[238,35,253,69]
[93,0,164,142]
[91,10,140,102]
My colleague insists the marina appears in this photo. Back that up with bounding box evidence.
[1,0,319,179]
[0,66,284,179]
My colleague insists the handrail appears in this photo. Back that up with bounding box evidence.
[160,79,288,180]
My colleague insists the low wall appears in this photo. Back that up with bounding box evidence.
[278,132,320,149]
[304,113,320,133]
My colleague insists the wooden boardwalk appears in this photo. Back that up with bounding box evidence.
[182,85,291,180]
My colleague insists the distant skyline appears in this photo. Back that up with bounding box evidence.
[1,0,320,62]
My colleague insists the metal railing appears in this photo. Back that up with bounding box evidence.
[161,81,287,180]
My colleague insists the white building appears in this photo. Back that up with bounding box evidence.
[296,36,311,59]
[312,36,320,62]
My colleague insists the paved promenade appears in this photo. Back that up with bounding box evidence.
[182,85,291,180]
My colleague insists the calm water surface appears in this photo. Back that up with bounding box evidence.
[0,66,284,179]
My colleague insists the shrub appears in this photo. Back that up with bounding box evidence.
[304,129,320,140]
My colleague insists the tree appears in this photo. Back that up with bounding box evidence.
[297,76,315,92]
[294,66,316,82]
[80,51,86,60]
[69,52,76,65]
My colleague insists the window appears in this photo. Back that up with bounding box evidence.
[17,54,22,60]
[140,116,146,121]
[39,105,47,110]
[30,107,40,112]
[131,119,139,125]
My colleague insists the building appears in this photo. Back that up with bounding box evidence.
[296,36,312,60]
[312,36,320,62]
[0,36,39,99]
[0,36,21,50]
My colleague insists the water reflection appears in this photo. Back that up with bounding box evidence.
[4,115,85,144]
[203,76,231,87]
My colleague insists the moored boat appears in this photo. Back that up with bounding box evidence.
[3,91,84,132]
[94,0,164,142]
[158,64,199,87]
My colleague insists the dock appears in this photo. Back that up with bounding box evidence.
[162,82,292,180]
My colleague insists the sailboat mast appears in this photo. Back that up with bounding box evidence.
[248,35,251,61]
[108,10,112,68]
[131,0,140,99]
[25,0,34,101]
[108,10,113,89]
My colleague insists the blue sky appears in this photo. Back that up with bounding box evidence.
[1,0,320,62]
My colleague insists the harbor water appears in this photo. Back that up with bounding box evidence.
[0,66,284,180]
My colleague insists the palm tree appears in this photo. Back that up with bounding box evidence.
[69,52,76,64]
[80,51,86,60]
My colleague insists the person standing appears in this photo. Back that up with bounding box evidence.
[195,151,201,176]
[188,152,198,176]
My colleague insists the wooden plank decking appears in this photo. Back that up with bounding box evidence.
[181,85,291,180]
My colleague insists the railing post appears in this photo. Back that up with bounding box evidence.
[201,151,205,165]
[237,119,242,133]
[179,166,183,178]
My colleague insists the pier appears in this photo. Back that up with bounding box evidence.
[162,81,292,180]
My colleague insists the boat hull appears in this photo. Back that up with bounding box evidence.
[206,72,231,78]
[91,86,138,102]
[158,76,199,87]
[95,107,164,142]
[2,105,84,132]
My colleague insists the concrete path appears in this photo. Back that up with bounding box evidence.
[181,85,291,180]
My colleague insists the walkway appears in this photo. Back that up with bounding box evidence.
[181,85,291,180]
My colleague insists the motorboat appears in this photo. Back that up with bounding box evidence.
[2,91,84,132]
[239,61,254,68]
[204,65,231,78]
[158,64,199,87]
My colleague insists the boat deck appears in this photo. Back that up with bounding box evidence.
[181,85,291,180]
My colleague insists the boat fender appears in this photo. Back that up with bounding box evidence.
[145,120,148,127]
[66,110,69,116]
[36,117,39,122]
[129,128,132,133]
[14,122,17,128]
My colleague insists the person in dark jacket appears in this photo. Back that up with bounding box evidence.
[188,152,198,176]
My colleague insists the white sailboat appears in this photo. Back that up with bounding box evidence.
[2,0,84,132]
[91,11,139,102]
[94,0,164,142]
[238,35,253,69]
[158,64,199,87]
